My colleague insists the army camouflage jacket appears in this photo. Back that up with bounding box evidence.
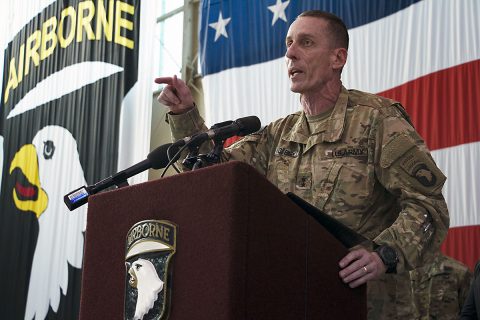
[167,86,450,274]
[396,255,473,319]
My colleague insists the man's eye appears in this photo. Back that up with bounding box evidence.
[303,39,312,46]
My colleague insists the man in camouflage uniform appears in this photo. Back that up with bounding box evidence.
[156,10,449,319]
[461,259,480,318]
[396,254,472,319]
[411,254,472,319]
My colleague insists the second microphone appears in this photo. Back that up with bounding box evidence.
[171,116,261,148]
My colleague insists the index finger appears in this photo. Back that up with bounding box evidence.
[154,77,173,85]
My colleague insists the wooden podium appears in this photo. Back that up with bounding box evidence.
[79,161,366,319]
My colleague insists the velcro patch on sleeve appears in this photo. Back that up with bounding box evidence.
[380,134,415,168]
[381,134,446,193]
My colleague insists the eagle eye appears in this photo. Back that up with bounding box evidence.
[135,264,142,271]
[43,140,55,160]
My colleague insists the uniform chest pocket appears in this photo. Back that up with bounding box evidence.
[267,158,291,193]
[315,162,373,229]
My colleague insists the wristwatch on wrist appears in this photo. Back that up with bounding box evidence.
[374,244,399,274]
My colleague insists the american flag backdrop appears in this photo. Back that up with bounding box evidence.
[199,0,480,270]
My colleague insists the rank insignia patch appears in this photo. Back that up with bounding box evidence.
[124,220,177,320]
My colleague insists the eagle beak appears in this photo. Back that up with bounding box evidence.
[9,144,48,218]
[128,265,138,288]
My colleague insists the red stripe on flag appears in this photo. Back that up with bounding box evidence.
[379,59,480,151]
[441,225,480,272]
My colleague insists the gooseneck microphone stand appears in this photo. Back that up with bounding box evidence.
[183,137,225,170]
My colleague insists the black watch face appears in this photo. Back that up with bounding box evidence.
[382,246,398,263]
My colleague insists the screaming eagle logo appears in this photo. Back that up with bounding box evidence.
[9,125,88,320]
[125,220,177,320]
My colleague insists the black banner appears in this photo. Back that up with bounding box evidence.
[0,0,141,318]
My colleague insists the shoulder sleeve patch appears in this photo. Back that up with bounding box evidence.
[380,134,415,168]
[381,134,446,193]
[399,148,446,192]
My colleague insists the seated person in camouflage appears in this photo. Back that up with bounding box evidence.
[396,254,472,319]
[155,10,449,320]
[460,259,480,319]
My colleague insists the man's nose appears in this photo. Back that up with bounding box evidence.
[285,43,297,60]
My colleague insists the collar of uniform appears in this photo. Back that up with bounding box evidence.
[323,86,348,143]
[282,86,349,145]
[282,112,310,144]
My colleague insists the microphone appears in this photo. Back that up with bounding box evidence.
[171,116,261,148]
[64,143,172,211]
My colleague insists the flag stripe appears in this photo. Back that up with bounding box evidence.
[379,59,480,151]
[441,225,480,271]
[343,0,480,94]
[202,58,299,125]
[431,142,480,227]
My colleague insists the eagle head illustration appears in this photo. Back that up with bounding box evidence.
[127,258,164,320]
[9,125,87,320]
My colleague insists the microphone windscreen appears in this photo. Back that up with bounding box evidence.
[147,143,172,169]
[236,116,261,136]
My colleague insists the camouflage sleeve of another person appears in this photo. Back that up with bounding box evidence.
[166,107,271,174]
[372,104,450,274]
[457,263,474,310]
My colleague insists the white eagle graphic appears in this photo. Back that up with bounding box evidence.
[9,125,87,319]
[128,258,164,320]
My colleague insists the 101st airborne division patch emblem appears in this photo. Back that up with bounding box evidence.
[124,220,177,320]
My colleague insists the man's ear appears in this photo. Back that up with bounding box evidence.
[332,48,347,70]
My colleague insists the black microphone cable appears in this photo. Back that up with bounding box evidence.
[161,143,191,177]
